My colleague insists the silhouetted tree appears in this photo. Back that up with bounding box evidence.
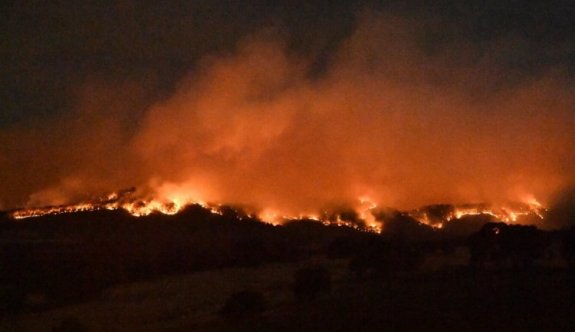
[348,237,391,277]
[389,242,425,272]
[232,238,269,267]
[219,290,266,319]
[544,187,575,229]
[468,222,504,268]
[293,265,332,301]
[327,236,362,259]
[0,285,26,315]
[380,213,435,242]
[52,316,89,332]
[561,226,575,267]
[468,222,549,269]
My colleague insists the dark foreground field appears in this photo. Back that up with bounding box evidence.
[2,261,575,331]
[200,268,575,332]
[1,206,575,331]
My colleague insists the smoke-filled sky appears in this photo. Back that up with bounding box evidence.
[1,0,575,215]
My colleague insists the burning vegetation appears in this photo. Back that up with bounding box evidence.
[407,200,546,229]
[8,188,219,220]
[6,187,547,234]
[2,2,575,330]
[1,12,575,221]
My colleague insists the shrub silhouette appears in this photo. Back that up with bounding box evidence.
[328,236,362,259]
[348,237,391,277]
[232,238,269,267]
[219,290,266,319]
[468,222,549,268]
[561,226,575,267]
[52,316,89,332]
[293,265,332,301]
[0,285,26,314]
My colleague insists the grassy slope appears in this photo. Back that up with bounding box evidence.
[2,250,574,332]
[0,258,348,331]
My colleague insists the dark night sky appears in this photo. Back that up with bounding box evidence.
[0,0,354,125]
[1,0,575,212]
[3,0,574,126]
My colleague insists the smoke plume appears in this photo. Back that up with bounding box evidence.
[1,11,574,218]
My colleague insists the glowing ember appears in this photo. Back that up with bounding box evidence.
[7,188,187,219]
[358,196,380,231]
[9,203,107,219]
[6,188,546,234]
[407,199,546,228]
[121,200,182,217]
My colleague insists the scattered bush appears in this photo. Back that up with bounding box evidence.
[293,265,332,301]
[219,290,266,319]
[468,222,550,269]
[327,236,360,259]
[348,237,391,277]
[0,285,26,315]
[52,316,89,332]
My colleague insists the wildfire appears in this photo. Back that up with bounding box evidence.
[9,188,188,220]
[320,215,378,232]
[407,199,546,229]
[9,199,183,220]
[9,203,108,219]
[6,188,546,233]
[358,196,380,230]
[121,200,182,217]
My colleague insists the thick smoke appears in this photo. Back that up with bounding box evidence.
[544,186,575,229]
[1,12,574,216]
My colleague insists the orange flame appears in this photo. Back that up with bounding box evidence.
[7,188,545,234]
[407,198,546,228]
